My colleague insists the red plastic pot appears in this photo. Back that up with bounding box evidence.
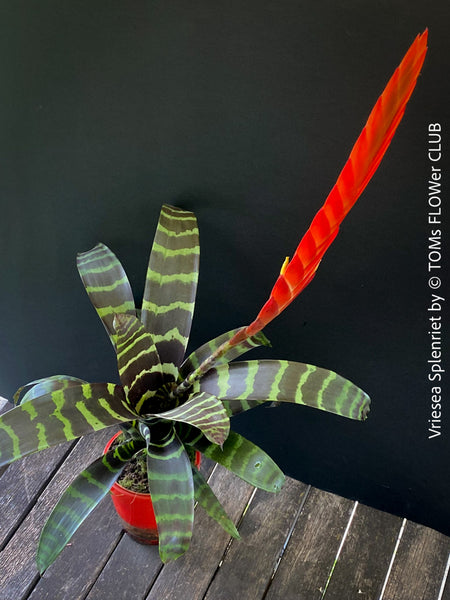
[104,431,200,545]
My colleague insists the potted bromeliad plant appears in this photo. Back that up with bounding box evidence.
[0,31,427,571]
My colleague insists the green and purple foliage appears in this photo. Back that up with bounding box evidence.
[0,205,368,570]
[0,31,427,571]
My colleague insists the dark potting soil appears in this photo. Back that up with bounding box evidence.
[110,435,150,494]
[109,432,198,494]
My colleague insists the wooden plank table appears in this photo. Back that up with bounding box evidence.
[1,415,449,599]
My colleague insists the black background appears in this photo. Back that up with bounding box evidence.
[1,2,449,535]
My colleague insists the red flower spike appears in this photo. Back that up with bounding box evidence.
[237,30,428,341]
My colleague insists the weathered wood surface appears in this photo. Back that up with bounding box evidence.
[203,478,309,600]
[381,520,450,600]
[0,429,113,600]
[1,429,449,600]
[0,442,75,549]
[323,502,401,599]
[265,486,355,600]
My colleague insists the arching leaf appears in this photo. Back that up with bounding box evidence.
[0,383,135,466]
[77,243,136,345]
[14,375,87,405]
[141,205,200,378]
[177,328,270,395]
[151,392,229,446]
[194,360,370,420]
[37,436,145,573]
[179,425,285,493]
[145,424,195,562]
[192,466,240,539]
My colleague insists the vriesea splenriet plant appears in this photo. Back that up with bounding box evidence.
[0,30,427,571]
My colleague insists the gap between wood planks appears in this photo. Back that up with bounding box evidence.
[200,479,314,600]
[260,484,313,600]
[437,553,450,600]
[0,439,78,552]
[376,520,450,600]
[319,500,359,598]
[269,497,450,600]
[378,518,407,600]
[194,464,255,600]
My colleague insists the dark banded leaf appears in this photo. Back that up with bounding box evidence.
[119,421,142,440]
[150,392,229,446]
[141,205,200,377]
[192,466,240,539]
[138,420,151,444]
[146,425,194,562]
[14,375,87,405]
[194,360,370,420]
[113,314,164,413]
[180,329,240,377]
[182,426,285,493]
[0,383,135,466]
[177,328,270,394]
[221,399,262,417]
[37,437,145,573]
[77,243,136,344]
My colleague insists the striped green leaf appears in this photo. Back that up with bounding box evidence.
[146,424,195,562]
[120,420,143,440]
[113,314,164,414]
[37,437,146,573]
[177,329,270,395]
[77,243,136,344]
[0,383,135,466]
[192,467,240,539]
[14,375,87,405]
[152,392,230,446]
[194,360,370,420]
[138,420,151,444]
[179,425,285,493]
[180,329,240,377]
[141,205,200,378]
